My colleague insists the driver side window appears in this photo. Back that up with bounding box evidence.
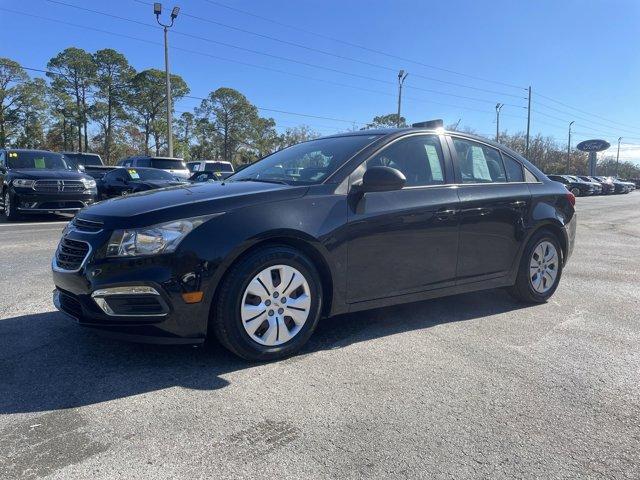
[362,135,445,187]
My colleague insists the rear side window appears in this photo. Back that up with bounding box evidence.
[524,167,538,183]
[452,138,506,183]
[136,158,151,167]
[502,154,524,182]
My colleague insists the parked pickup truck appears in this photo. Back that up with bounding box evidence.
[63,152,116,180]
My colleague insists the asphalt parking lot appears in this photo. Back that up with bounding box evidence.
[1,193,639,479]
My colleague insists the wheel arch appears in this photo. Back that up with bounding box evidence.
[526,220,569,265]
[208,231,336,323]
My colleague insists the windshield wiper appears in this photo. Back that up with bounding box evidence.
[234,177,289,185]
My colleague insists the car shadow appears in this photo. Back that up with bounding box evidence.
[0,213,72,224]
[0,289,528,414]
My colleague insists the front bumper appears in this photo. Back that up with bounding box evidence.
[14,189,95,213]
[51,231,214,344]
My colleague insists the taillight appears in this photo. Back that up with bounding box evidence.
[566,192,576,207]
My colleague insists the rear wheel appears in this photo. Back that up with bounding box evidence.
[508,230,563,303]
[3,190,20,221]
[211,246,323,361]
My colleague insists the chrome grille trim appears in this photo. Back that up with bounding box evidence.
[52,237,91,272]
[34,180,86,193]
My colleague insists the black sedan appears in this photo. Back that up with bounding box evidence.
[547,174,596,196]
[97,167,188,199]
[52,128,576,360]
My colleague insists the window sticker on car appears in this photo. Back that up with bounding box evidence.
[9,152,17,158]
[470,146,491,181]
[34,157,46,169]
[128,169,140,179]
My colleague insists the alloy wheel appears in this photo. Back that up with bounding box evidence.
[529,241,559,293]
[241,264,311,346]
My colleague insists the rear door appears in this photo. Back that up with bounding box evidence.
[447,136,531,283]
[345,134,460,303]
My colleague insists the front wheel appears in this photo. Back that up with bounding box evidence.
[570,187,581,196]
[508,230,563,303]
[210,246,323,361]
[3,190,20,221]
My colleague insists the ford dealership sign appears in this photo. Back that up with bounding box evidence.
[576,139,610,152]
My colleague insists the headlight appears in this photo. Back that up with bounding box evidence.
[13,179,35,188]
[106,214,222,257]
[82,178,97,189]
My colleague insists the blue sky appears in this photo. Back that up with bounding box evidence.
[1,0,639,162]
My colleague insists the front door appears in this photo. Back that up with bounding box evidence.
[346,134,460,303]
[448,136,531,283]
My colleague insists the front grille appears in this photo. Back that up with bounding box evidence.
[73,217,103,233]
[34,180,86,193]
[58,289,83,318]
[55,237,90,271]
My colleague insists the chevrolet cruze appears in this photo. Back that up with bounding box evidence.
[52,127,576,360]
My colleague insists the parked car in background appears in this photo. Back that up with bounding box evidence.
[604,177,634,194]
[187,160,235,180]
[52,127,576,360]
[575,175,604,195]
[586,176,615,194]
[0,149,97,220]
[117,155,190,180]
[97,167,188,199]
[547,174,596,196]
[62,152,116,180]
[189,171,225,183]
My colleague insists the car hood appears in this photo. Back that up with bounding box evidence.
[9,169,92,181]
[80,180,308,229]
[135,179,188,189]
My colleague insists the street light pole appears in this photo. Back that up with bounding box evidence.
[495,103,503,142]
[616,136,622,177]
[154,3,180,157]
[396,70,408,128]
[566,121,574,172]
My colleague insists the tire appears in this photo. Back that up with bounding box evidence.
[210,245,323,361]
[570,187,581,196]
[508,230,563,303]
[3,190,20,221]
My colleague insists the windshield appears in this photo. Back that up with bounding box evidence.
[127,168,177,181]
[150,158,187,170]
[204,162,234,172]
[7,151,74,170]
[63,153,102,166]
[229,135,382,185]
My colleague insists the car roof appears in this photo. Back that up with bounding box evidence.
[4,148,60,154]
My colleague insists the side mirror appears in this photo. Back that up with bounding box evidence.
[359,166,406,193]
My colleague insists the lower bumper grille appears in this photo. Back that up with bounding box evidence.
[57,289,83,318]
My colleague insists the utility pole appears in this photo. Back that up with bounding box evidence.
[566,121,574,172]
[616,136,622,177]
[525,86,531,159]
[154,3,180,157]
[495,103,503,142]
[396,70,408,128]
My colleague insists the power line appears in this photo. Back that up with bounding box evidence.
[201,0,527,90]
[44,0,525,108]
[4,8,524,122]
[535,91,640,132]
[130,0,526,100]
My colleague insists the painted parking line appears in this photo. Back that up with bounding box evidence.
[0,220,69,228]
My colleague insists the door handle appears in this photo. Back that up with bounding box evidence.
[509,200,527,208]
[435,209,458,220]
